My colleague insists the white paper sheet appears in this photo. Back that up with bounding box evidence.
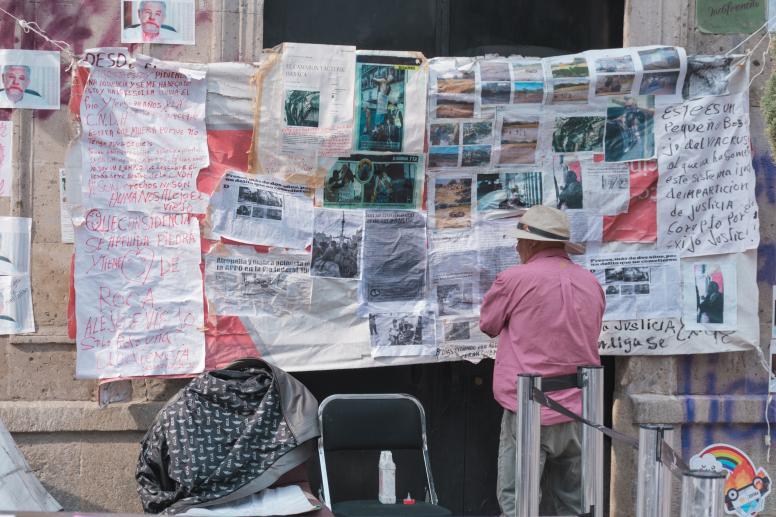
[74,209,205,379]
[0,217,31,276]
[580,160,629,215]
[0,50,60,110]
[0,276,34,335]
[80,60,209,213]
[120,0,196,45]
[209,171,314,249]
[656,92,758,256]
[369,312,436,357]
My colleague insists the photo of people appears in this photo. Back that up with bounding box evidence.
[481,82,511,105]
[436,282,474,315]
[476,171,543,212]
[429,146,459,168]
[549,56,589,78]
[595,74,635,96]
[121,0,195,45]
[430,123,460,146]
[436,69,475,94]
[513,81,543,103]
[284,90,320,127]
[554,157,583,209]
[498,116,539,165]
[638,47,681,71]
[444,320,471,341]
[595,55,635,73]
[356,63,406,152]
[434,177,472,229]
[311,209,363,279]
[0,50,60,110]
[436,97,475,118]
[639,71,680,95]
[604,96,655,162]
[479,61,511,82]
[322,156,419,209]
[551,115,605,153]
[551,79,589,103]
[461,145,491,167]
[368,313,433,348]
[511,60,544,81]
[237,186,283,207]
[462,121,493,145]
[694,264,725,324]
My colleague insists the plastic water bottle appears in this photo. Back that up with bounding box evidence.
[378,450,396,504]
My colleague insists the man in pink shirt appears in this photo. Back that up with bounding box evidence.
[480,205,604,516]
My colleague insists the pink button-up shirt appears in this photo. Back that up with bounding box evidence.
[480,247,605,425]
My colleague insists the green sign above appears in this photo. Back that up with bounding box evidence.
[696,0,766,34]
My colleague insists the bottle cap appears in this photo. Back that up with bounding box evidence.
[403,492,415,505]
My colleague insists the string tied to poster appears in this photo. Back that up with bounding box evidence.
[0,6,77,71]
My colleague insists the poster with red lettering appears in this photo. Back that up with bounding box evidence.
[74,208,205,378]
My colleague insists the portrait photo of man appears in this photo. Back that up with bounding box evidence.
[122,1,180,43]
[0,65,47,109]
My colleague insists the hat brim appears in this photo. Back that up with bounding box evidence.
[515,228,585,255]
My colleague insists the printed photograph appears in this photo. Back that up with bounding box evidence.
[237,186,283,207]
[513,81,544,103]
[0,50,60,110]
[236,205,251,217]
[429,146,460,168]
[605,285,620,296]
[605,96,655,162]
[434,177,472,229]
[511,60,544,81]
[323,158,418,208]
[369,313,433,348]
[430,123,460,146]
[477,171,543,212]
[461,145,492,167]
[594,55,635,73]
[462,121,493,145]
[551,79,589,103]
[551,116,605,153]
[436,96,475,118]
[437,282,474,315]
[284,90,320,127]
[554,158,583,209]
[639,71,680,95]
[251,206,282,220]
[635,283,650,294]
[436,70,475,94]
[311,209,363,279]
[444,320,471,341]
[121,0,196,45]
[595,74,635,96]
[479,61,511,82]
[481,82,511,105]
[549,56,589,78]
[604,267,651,282]
[356,64,406,152]
[638,47,681,71]
[499,116,539,165]
[620,284,634,295]
[694,264,725,324]
[683,55,733,99]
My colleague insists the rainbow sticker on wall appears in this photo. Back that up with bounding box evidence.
[690,443,771,517]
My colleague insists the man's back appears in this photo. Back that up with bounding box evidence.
[480,247,604,424]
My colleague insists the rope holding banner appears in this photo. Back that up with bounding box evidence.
[0,6,77,71]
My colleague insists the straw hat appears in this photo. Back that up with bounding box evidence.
[514,205,585,254]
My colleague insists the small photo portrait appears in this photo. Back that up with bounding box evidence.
[604,96,655,162]
[694,263,725,324]
[284,90,320,127]
[0,50,60,110]
[121,0,196,45]
[436,96,475,119]
[481,82,511,105]
[462,121,493,145]
[461,144,492,167]
[429,123,460,146]
[638,47,681,71]
[551,79,589,103]
[595,55,635,74]
[595,74,635,96]
[639,71,680,96]
[513,81,544,104]
[479,61,511,82]
[429,146,460,168]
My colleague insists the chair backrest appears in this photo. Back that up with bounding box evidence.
[317,393,438,508]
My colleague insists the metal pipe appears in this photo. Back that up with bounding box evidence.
[636,424,674,517]
[580,365,604,517]
[680,470,725,517]
[515,373,541,517]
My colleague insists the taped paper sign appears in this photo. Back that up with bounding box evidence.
[0,217,32,276]
[690,443,771,517]
[0,276,34,334]
[0,121,11,197]
[120,0,196,45]
[0,50,60,110]
[209,171,313,249]
[204,246,312,318]
[80,60,209,213]
[656,92,758,256]
[74,209,205,378]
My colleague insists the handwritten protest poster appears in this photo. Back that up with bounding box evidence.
[82,47,132,69]
[74,209,205,378]
[80,60,209,213]
[656,93,758,256]
[0,121,10,197]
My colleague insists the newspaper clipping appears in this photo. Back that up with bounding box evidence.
[369,311,436,358]
[209,170,314,249]
[587,252,681,321]
[581,160,630,216]
[311,208,364,279]
[436,317,496,363]
[476,219,519,299]
[204,246,312,318]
